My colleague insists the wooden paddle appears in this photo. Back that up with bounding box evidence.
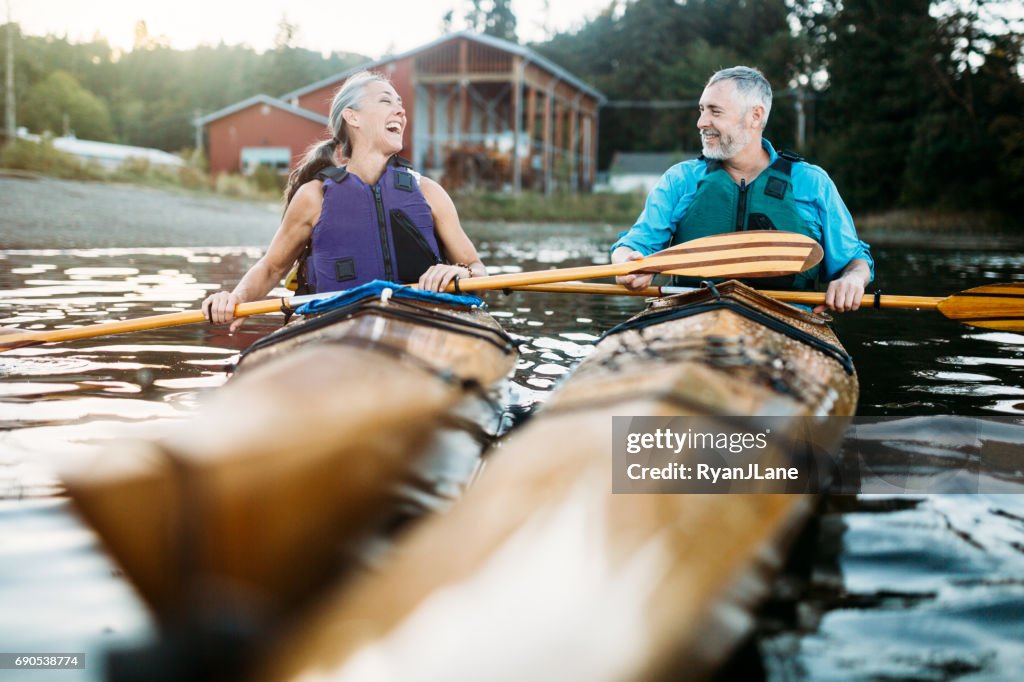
[509,281,1024,331]
[446,230,822,293]
[0,231,821,351]
[0,299,296,351]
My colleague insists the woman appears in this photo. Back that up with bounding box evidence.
[203,71,485,330]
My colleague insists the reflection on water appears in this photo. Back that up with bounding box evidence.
[2,228,1024,678]
[764,493,1024,681]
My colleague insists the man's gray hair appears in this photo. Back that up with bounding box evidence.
[707,66,772,128]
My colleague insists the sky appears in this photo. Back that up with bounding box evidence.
[9,0,613,58]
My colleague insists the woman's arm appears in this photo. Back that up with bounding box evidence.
[417,176,485,292]
[202,181,322,329]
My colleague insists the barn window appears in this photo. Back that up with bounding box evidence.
[240,147,291,175]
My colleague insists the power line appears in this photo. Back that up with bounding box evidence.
[602,89,817,109]
[602,99,698,109]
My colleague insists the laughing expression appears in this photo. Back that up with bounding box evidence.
[352,81,406,154]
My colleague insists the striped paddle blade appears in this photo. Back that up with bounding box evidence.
[936,283,1024,331]
[453,231,823,293]
[640,231,824,279]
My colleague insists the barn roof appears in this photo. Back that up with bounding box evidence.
[609,151,697,176]
[196,94,331,127]
[280,31,605,103]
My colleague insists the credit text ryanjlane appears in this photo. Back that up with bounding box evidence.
[627,462,799,483]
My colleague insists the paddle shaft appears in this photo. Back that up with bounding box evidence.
[0,231,822,349]
[510,281,944,310]
[0,297,311,349]
[444,262,656,293]
[444,251,817,293]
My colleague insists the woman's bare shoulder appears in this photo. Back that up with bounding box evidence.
[280,179,325,230]
[294,178,325,201]
[418,175,455,206]
[288,179,324,210]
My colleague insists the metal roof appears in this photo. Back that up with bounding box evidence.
[609,151,697,175]
[17,130,185,167]
[196,94,331,126]
[279,31,606,103]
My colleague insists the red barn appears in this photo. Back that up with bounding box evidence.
[199,95,328,177]
[200,31,604,193]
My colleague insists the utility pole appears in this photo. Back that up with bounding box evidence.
[4,1,15,146]
[193,109,202,154]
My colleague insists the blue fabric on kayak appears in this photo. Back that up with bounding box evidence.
[293,279,484,316]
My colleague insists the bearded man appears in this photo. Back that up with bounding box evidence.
[611,66,872,313]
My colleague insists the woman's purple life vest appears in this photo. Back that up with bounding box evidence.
[303,157,442,293]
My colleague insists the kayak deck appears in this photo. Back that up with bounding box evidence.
[257,281,859,681]
[63,293,516,624]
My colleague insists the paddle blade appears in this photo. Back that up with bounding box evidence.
[0,328,43,352]
[637,231,823,279]
[937,283,1024,331]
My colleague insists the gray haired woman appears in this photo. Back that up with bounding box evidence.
[203,71,485,330]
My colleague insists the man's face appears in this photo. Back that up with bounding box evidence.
[697,80,755,160]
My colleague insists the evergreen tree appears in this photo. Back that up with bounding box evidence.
[800,0,1024,213]
[485,0,518,43]
[797,0,938,211]
[901,4,1024,212]
[460,0,518,42]
[537,0,799,166]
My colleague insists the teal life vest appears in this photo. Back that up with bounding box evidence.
[671,151,819,290]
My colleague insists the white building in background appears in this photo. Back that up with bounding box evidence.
[17,128,185,170]
[607,151,696,194]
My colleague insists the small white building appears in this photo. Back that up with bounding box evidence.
[607,151,696,194]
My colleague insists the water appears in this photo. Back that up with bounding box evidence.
[2,223,1023,679]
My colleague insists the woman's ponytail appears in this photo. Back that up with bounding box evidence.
[284,138,338,206]
[282,71,389,207]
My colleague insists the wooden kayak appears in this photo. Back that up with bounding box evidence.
[62,286,517,626]
[256,280,859,681]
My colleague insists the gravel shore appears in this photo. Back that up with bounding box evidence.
[4,173,1018,253]
[0,175,282,249]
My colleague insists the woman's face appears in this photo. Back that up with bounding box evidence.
[346,81,406,156]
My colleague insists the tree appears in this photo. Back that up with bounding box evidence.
[5,21,370,151]
[261,17,311,94]
[19,70,113,140]
[485,0,518,42]
[901,5,1024,212]
[536,0,799,166]
[798,0,1024,213]
[461,0,518,42]
[795,0,938,211]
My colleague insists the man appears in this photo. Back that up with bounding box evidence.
[611,66,872,313]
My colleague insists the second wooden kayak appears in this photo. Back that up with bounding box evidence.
[256,280,859,681]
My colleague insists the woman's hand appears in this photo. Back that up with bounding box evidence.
[202,291,247,332]
[418,263,474,293]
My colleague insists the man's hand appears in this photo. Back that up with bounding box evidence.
[814,259,871,313]
[612,246,654,291]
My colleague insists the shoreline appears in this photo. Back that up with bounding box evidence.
[0,174,280,249]
[1,174,1019,251]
